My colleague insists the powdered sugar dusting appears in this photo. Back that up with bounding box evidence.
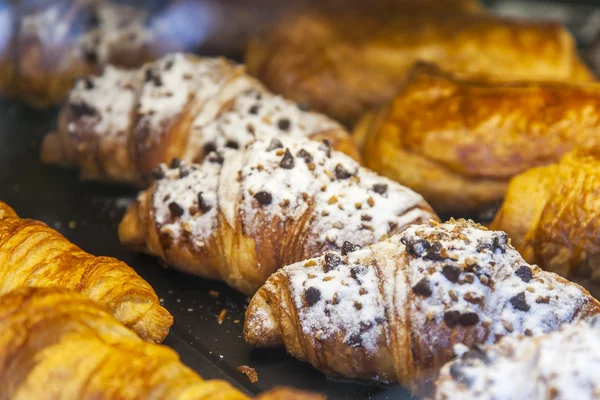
[153,161,220,246]
[434,319,600,399]
[239,136,434,249]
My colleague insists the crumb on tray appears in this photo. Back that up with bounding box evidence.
[209,290,219,297]
[237,365,258,383]
[218,308,227,324]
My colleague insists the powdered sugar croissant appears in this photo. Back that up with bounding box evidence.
[244,219,600,389]
[0,201,172,343]
[0,286,319,400]
[119,135,436,294]
[433,318,600,399]
[41,53,357,185]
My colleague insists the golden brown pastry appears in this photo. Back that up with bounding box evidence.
[0,201,172,343]
[246,12,594,124]
[432,318,600,399]
[355,63,600,214]
[490,149,600,299]
[0,0,158,108]
[0,286,317,400]
[245,219,600,389]
[41,53,357,186]
[119,135,436,294]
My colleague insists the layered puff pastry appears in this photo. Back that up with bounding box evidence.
[41,53,357,186]
[246,11,594,125]
[490,149,600,299]
[244,219,600,388]
[0,201,172,343]
[0,287,319,400]
[119,135,437,294]
[0,0,158,108]
[433,318,600,399]
[355,63,600,215]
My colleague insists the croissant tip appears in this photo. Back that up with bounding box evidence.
[40,132,64,166]
[244,292,283,347]
[118,202,146,249]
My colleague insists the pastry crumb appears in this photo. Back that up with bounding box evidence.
[209,290,219,298]
[237,365,258,383]
[218,309,227,324]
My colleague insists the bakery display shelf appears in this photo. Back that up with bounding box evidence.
[0,101,414,399]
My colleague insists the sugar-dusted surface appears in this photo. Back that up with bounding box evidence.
[434,319,600,399]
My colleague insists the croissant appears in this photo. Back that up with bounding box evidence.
[432,318,600,399]
[490,149,600,299]
[244,219,600,389]
[0,201,172,343]
[246,11,594,125]
[0,0,160,108]
[119,135,436,294]
[0,286,320,400]
[354,63,600,215]
[40,53,356,186]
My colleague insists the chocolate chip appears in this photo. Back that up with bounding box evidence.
[151,165,165,180]
[208,154,224,164]
[477,232,509,253]
[441,264,461,283]
[249,105,260,115]
[168,202,184,217]
[165,59,174,70]
[81,77,94,90]
[324,253,341,272]
[277,118,291,131]
[304,287,321,306]
[266,138,283,151]
[510,292,530,311]
[179,166,190,178]
[515,265,533,283]
[152,75,163,87]
[412,278,432,297]
[341,241,361,255]
[279,148,295,169]
[347,333,363,348]
[424,241,446,261]
[225,140,239,149]
[373,184,388,195]
[253,191,272,206]
[83,49,98,64]
[320,139,331,157]
[296,149,313,164]
[401,237,430,257]
[459,312,480,326]
[334,164,352,180]
[170,158,181,169]
[145,68,153,82]
[87,12,100,28]
[203,142,217,155]
[197,192,212,213]
[69,102,97,118]
[444,310,461,328]
[350,266,367,283]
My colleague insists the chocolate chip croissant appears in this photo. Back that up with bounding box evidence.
[355,63,600,214]
[432,318,600,399]
[0,201,172,343]
[0,286,318,400]
[40,53,356,186]
[490,149,600,299]
[119,135,436,294]
[244,219,600,389]
[0,0,159,108]
[246,10,594,125]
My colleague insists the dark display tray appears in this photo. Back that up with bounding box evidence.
[0,101,414,399]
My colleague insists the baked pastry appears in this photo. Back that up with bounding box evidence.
[119,135,436,294]
[432,318,600,399]
[41,53,357,186]
[0,286,318,400]
[246,12,594,124]
[490,149,600,299]
[355,63,600,214]
[0,201,172,343]
[0,0,158,108]
[244,219,600,389]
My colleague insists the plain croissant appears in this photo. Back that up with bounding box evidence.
[41,53,357,186]
[0,201,172,343]
[490,148,600,299]
[432,318,600,399]
[119,135,436,294]
[0,286,321,400]
[244,219,600,389]
[354,63,600,214]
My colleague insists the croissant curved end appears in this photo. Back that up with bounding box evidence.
[0,202,17,219]
[40,131,66,166]
[130,303,174,344]
[244,290,283,348]
[119,201,147,251]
